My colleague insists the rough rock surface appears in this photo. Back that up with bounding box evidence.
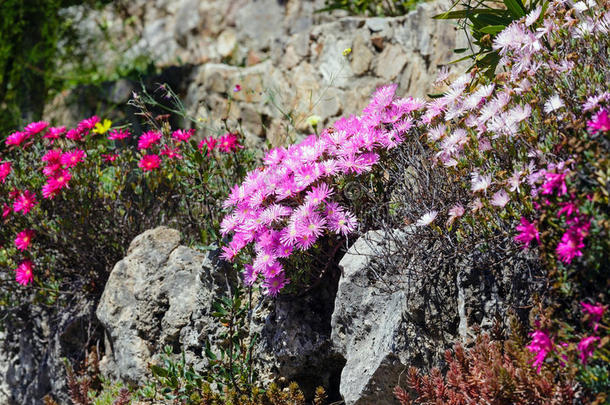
[331,230,542,405]
[96,227,341,399]
[0,302,101,405]
[96,226,226,383]
[46,0,467,149]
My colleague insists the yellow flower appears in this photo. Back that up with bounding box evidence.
[93,119,112,135]
[342,48,352,57]
[306,115,321,127]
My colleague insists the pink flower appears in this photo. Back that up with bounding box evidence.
[471,172,492,193]
[199,137,217,155]
[262,272,290,296]
[305,183,333,206]
[581,302,606,332]
[327,210,357,236]
[24,121,49,135]
[65,128,85,141]
[42,149,63,165]
[514,217,540,248]
[102,154,118,162]
[42,171,70,199]
[171,129,194,142]
[556,222,589,264]
[13,190,37,215]
[527,330,554,373]
[233,84,242,92]
[107,128,131,140]
[0,161,11,183]
[15,229,35,251]
[43,126,66,142]
[577,336,600,364]
[217,133,241,153]
[557,202,579,219]
[15,260,34,286]
[587,109,610,134]
[78,116,100,131]
[138,154,161,171]
[446,204,465,227]
[540,172,567,196]
[138,131,162,150]
[160,145,183,160]
[6,131,30,147]
[2,204,12,218]
[60,150,86,168]
[490,189,510,208]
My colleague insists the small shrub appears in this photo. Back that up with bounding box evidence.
[317,0,422,16]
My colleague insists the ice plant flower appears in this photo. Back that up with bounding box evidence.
[171,129,194,142]
[93,119,112,135]
[233,84,241,92]
[161,145,183,160]
[416,211,438,227]
[556,221,589,264]
[577,336,600,364]
[102,154,118,162]
[581,302,606,332]
[43,126,66,142]
[514,217,540,248]
[15,229,35,251]
[138,131,162,150]
[107,128,130,140]
[15,260,34,286]
[587,108,610,134]
[6,131,30,147]
[527,330,554,373]
[199,137,218,155]
[60,150,86,168]
[218,133,241,153]
[13,190,37,215]
[446,204,465,227]
[138,154,161,171]
[490,189,510,208]
[78,115,100,132]
[0,161,11,183]
[24,121,49,135]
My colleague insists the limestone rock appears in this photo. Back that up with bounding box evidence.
[96,227,226,383]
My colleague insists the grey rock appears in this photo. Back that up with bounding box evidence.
[366,17,390,33]
[374,44,409,81]
[350,31,373,76]
[217,29,237,58]
[96,227,226,383]
[331,230,542,405]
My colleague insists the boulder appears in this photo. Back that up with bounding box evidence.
[331,230,542,405]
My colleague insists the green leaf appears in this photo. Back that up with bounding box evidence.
[150,364,169,378]
[479,25,506,34]
[433,8,506,19]
[503,0,526,18]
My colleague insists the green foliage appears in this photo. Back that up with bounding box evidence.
[317,0,423,16]
[434,0,546,76]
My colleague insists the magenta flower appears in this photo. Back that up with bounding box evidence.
[587,109,610,134]
[556,222,589,264]
[102,154,118,162]
[77,115,100,132]
[199,137,218,155]
[217,133,241,153]
[0,161,11,183]
[15,229,35,251]
[581,302,606,332]
[61,150,86,168]
[557,201,579,219]
[13,190,37,215]
[160,145,183,160]
[5,131,30,147]
[2,204,12,218]
[171,129,194,142]
[138,154,161,171]
[107,128,131,140]
[527,330,554,373]
[578,336,600,364]
[233,84,242,93]
[24,121,49,135]
[138,131,162,150]
[514,217,540,248]
[65,128,85,141]
[15,260,34,286]
[262,272,290,297]
[43,126,66,142]
[540,172,567,196]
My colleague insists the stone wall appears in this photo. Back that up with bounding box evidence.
[45,0,468,148]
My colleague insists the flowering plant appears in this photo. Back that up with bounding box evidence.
[0,110,253,310]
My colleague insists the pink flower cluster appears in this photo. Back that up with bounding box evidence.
[198,133,242,155]
[221,84,423,296]
[527,302,607,372]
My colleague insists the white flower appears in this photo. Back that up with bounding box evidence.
[416,211,438,226]
[446,204,465,226]
[525,5,542,27]
[544,94,564,114]
[471,172,492,193]
[490,189,510,208]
